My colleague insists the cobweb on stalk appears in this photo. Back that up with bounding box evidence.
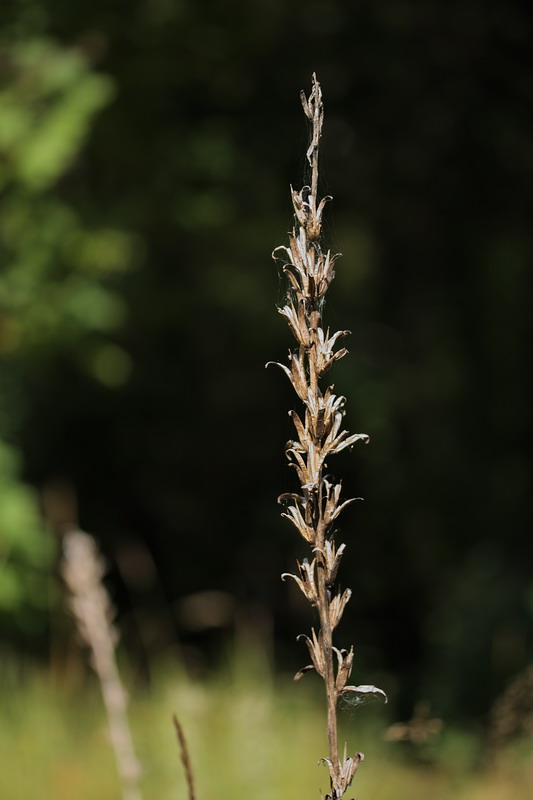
[339,688,386,717]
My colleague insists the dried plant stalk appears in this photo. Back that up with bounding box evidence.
[173,714,197,800]
[62,528,143,800]
[269,75,386,800]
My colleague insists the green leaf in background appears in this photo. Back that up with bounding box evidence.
[0,36,137,635]
[0,440,55,627]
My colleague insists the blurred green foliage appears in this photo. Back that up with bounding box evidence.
[0,439,54,631]
[1,655,532,800]
[0,34,136,634]
[0,36,134,358]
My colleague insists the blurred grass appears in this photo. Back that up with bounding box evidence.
[1,648,532,800]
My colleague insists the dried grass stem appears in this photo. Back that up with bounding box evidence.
[62,528,142,800]
[173,714,197,800]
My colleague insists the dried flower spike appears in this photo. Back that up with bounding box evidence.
[62,529,143,800]
[269,74,386,800]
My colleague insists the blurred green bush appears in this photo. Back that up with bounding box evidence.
[0,36,137,634]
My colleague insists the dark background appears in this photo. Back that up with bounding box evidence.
[1,0,532,725]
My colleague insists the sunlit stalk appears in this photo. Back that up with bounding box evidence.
[269,74,386,800]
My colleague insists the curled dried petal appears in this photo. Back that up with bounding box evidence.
[293,663,315,681]
[334,646,354,691]
[329,431,370,455]
[313,539,346,586]
[281,502,315,543]
[329,588,352,629]
[281,558,318,605]
[297,628,325,678]
[338,747,365,793]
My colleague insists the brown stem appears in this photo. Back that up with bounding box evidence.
[306,74,341,794]
[173,715,196,800]
[306,275,340,791]
[312,362,340,793]
[317,551,340,788]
